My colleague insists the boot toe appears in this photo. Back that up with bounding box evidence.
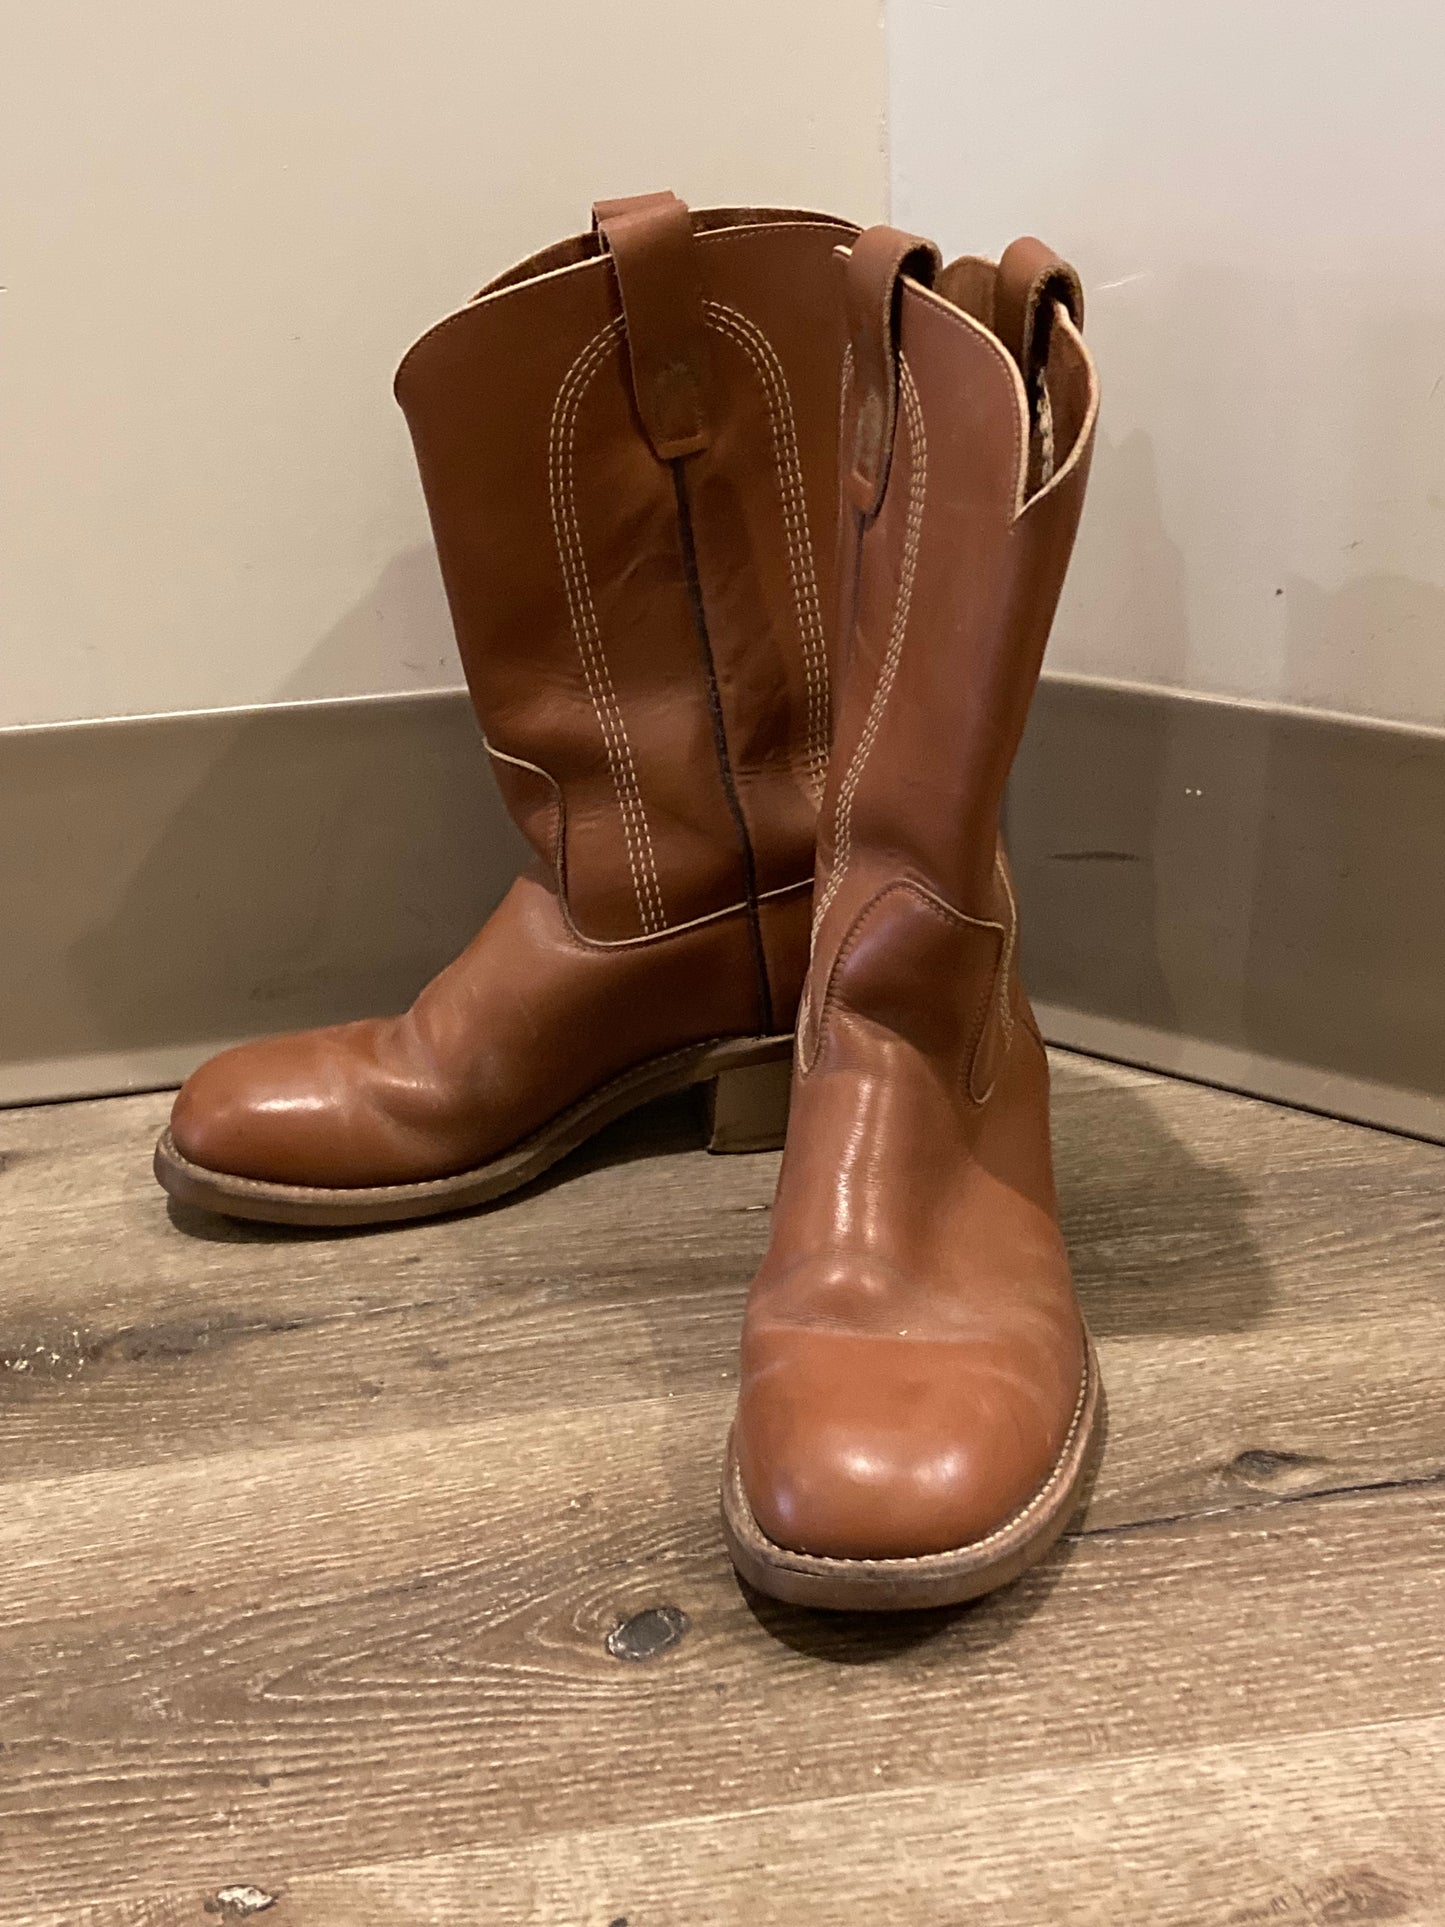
[168,1026,404,1188]
[736,1326,1082,1563]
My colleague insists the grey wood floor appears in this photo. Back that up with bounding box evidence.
[0,1052,1440,1926]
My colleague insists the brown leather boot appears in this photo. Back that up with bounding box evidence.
[155,194,857,1226]
[722,226,1102,1609]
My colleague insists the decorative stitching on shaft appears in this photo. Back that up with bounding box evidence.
[812,355,928,934]
[547,317,667,934]
[703,301,832,800]
[992,849,1018,1060]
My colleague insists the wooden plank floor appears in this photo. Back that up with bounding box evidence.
[0,1051,1440,1927]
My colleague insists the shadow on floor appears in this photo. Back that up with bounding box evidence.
[737,1391,1110,1664]
[1052,1065,1274,1338]
[164,1086,715,1245]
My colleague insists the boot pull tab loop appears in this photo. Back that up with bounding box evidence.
[592,191,710,461]
[842,226,942,519]
[995,236,1084,399]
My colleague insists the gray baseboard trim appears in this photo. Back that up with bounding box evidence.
[0,691,526,1108]
[1009,676,1444,1144]
[2,677,1441,1141]
[1031,1003,1443,1146]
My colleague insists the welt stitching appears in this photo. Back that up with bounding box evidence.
[703,301,831,798]
[553,325,667,930]
[813,355,927,935]
[547,319,667,932]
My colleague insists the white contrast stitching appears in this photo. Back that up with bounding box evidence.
[547,318,667,933]
[812,356,927,934]
[704,301,831,799]
[547,322,650,926]
[992,848,1018,1058]
[484,739,810,951]
[553,321,667,930]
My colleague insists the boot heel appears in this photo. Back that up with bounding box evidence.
[705,1054,793,1154]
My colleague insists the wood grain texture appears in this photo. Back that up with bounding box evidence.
[45,1717,1441,1927]
[0,1052,1441,1925]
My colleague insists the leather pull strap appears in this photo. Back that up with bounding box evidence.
[592,190,709,460]
[995,236,1084,394]
[842,226,941,519]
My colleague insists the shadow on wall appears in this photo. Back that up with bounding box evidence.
[1241,568,1445,1099]
[1,548,527,1085]
[1007,427,1186,1042]
[1010,433,1445,1111]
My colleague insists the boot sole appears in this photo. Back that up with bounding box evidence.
[153,1033,793,1228]
[720,1335,1103,1611]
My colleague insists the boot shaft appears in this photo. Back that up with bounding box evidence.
[394,197,857,965]
[804,228,1099,1069]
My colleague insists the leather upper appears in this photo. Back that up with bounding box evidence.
[734,229,1100,1562]
[394,198,858,955]
[171,869,810,1186]
[167,198,856,1190]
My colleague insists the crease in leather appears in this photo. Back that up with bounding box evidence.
[484,738,811,952]
[839,228,941,519]
[803,876,1011,1104]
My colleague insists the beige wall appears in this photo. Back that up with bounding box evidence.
[890,0,1445,728]
[1,0,886,728]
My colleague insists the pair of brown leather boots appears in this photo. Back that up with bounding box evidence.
[154,194,1101,1612]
